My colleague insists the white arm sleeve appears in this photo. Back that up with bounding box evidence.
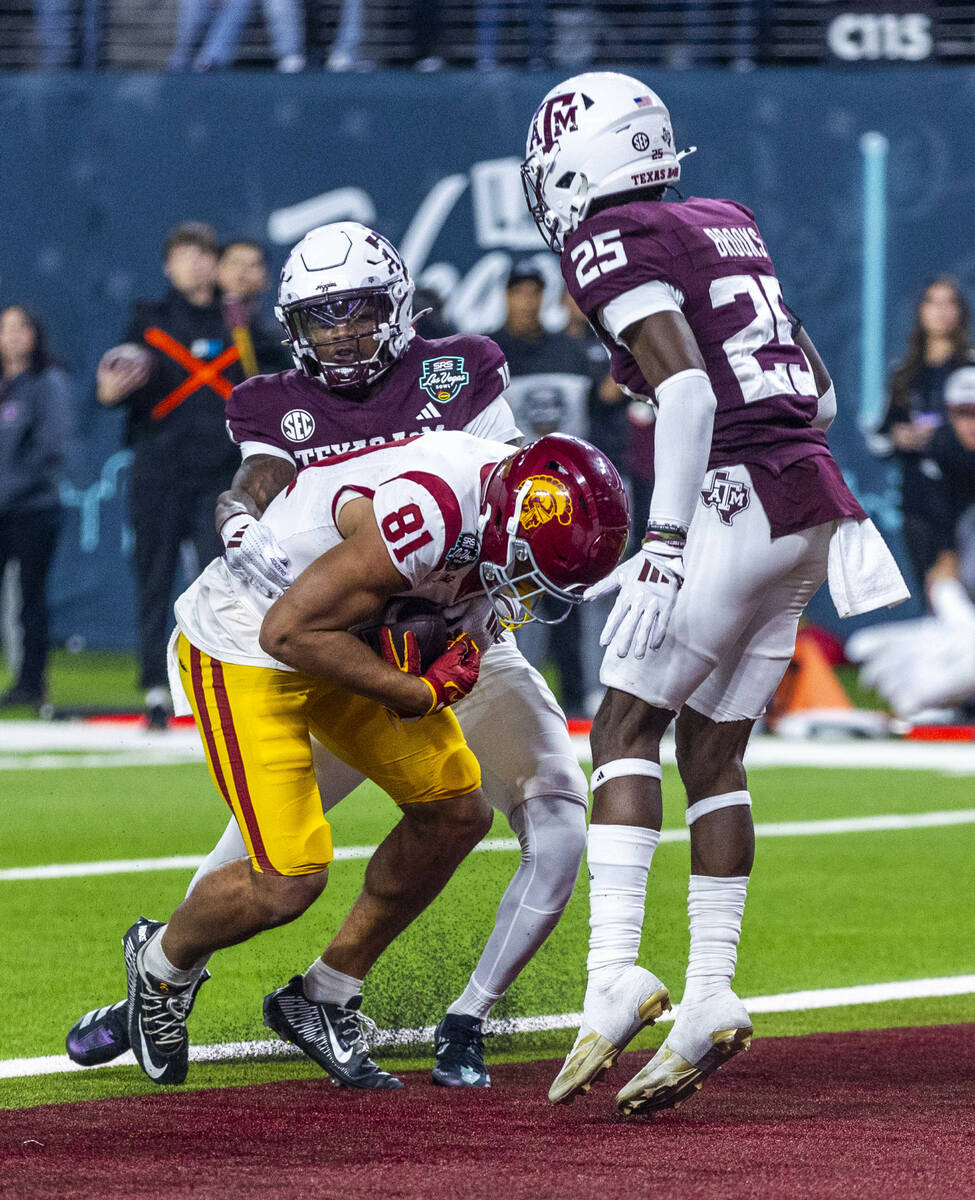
[463,396,523,445]
[239,440,296,465]
[600,280,685,345]
[812,382,836,432]
[647,368,717,532]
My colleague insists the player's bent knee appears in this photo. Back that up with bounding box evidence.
[403,789,493,846]
[252,866,329,928]
[525,754,588,806]
[591,688,673,763]
[510,795,587,911]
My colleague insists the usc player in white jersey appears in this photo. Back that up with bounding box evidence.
[70,425,628,1090]
[67,223,629,1090]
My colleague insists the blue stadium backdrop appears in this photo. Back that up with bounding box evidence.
[1,67,973,649]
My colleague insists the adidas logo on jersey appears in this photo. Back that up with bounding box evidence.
[417,402,441,420]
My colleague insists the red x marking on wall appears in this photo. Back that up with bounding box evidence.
[144,327,240,421]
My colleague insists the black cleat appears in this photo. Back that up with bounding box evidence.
[432,1013,491,1087]
[66,969,210,1067]
[123,917,194,1086]
[65,1000,129,1067]
[263,976,403,1090]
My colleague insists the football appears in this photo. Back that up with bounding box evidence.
[100,343,153,373]
[357,597,449,673]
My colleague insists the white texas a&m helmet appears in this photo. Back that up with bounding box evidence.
[276,221,415,393]
[521,71,695,253]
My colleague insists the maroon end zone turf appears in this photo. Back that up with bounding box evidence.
[3,1024,974,1200]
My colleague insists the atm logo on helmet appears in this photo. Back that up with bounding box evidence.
[519,475,573,530]
[529,93,581,154]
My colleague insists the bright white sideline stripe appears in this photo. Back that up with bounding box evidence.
[5,810,975,882]
[4,974,974,1080]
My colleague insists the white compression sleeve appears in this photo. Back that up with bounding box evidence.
[448,795,587,1019]
[648,368,717,532]
[812,381,836,432]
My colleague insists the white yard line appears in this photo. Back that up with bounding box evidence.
[3,973,974,1080]
[1,722,974,773]
[5,810,975,882]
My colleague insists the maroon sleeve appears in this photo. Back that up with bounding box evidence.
[561,209,682,327]
[224,373,288,449]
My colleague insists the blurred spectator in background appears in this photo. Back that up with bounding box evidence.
[489,260,600,715]
[410,0,445,69]
[217,239,292,376]
[325,0,369,70]
[0,306,73,710]
[96,222,245,728]
[169,0,306,71]
[849,366,975,720]
[35,0,75,68]
[870,276,973,596]
[412,284,455,340]
[562,289,626,475]
[921,365,975,603]
[476,0,548,69]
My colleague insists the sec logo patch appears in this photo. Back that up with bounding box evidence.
[281,409,315,442]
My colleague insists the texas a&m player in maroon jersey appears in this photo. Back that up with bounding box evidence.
[66,222,610,1091]
[522,72,907,1113]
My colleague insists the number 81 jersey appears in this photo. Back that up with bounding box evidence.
[562,196,829,475]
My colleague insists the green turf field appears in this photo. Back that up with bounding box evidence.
[2,745,973,1109]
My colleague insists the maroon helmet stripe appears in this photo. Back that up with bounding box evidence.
[189,644,234,815]
[396,470,464,570]
[209,659,279,875]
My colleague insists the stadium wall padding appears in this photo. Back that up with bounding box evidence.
[2,67,973,650]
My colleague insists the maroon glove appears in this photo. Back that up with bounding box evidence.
[419,633,481,713]
[377,625,422,676]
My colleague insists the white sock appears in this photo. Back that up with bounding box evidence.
[143,925,204,988]
[681,875,749,1007]
[447,976,499,1022]
[303,958,363,1006]
[586,824,660,988]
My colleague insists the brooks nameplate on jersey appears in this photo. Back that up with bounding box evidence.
[226,334,509,467]
[562,197,829,466]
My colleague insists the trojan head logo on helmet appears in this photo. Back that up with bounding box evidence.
[477,434,629,628]
[521,71,696,253]
[519,475,574,531]
[276,222,415,395]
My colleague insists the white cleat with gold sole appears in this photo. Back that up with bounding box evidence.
[549,965,671,1104]
[615,992,753,1115]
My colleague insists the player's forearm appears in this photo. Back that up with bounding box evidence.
[647,369,716,533]
[216,455,296,534]
[258,625,433,716]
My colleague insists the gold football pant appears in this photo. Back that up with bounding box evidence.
[177,634,481,877]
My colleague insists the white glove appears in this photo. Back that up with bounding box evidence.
[222,516,293,599]
[585,540,684,659]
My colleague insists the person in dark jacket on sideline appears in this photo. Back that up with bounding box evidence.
[870,276,973,595]
[96,221,246,727]
[0,305,73,709]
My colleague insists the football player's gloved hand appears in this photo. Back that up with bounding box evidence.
[222,515,294,599]
[585,525,686,659]
[419,633,481,713]
[378,626,422,676]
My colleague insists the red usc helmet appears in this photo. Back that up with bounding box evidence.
[477,434,629,627]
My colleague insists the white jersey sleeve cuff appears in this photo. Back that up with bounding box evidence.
[239,440,296,465]
[600,280,685,344]
[463,396,523,445]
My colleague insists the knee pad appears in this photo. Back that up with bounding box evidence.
[525,753,588,809]
[508,794,587,913]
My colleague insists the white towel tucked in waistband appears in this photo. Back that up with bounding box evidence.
[827,517,910,619]
[166,626,193,717]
